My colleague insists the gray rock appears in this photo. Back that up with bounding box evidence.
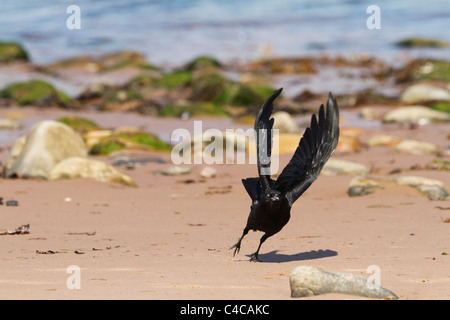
[289,266,398,299]
[348,177,380,197]
[48,157,136,186]
[5,120,87,179]
[417,185,449,200]
[400,84,450,104]
[322,159,369,176]
[393,175,449,200]
[383,106,450,125]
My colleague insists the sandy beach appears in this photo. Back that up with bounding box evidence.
[1,105,449,300]
[1,0,450,301]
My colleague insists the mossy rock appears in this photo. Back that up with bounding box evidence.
[189,71,276,108]
[57,116,101,133]
[126,74,159,90]
[89,130,172,155]
[395,59,450,83]
[184,56,222,71]
[396,37,448,48]
[0,79,72,106]
[250,57,316,74]
[158,71,193,89]
[100,51,153,71]
[215,83,276,107]
[0,42,29,62]
[190,72,230,101]
[427,159,450,171]
[159,102,229,117]
[46,56,102,73]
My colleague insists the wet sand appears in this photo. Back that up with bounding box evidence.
[1,107,449,300]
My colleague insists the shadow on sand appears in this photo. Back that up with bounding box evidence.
[249,249,338,263]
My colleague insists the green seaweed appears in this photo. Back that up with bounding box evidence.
[429,101,450,113]
[89,131,171,155]
[57,116,101,133]
[159,71,192,89]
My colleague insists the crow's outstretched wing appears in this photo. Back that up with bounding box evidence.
[254,88,283,194]
[274,92,339,206]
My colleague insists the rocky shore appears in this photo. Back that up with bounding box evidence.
[0,41,449,299]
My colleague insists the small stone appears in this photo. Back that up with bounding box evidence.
[383,106,450,125]
[272,111,300,134]
[289,266,398,299]
[392,175,449,200]
[393,139,439,155]
[368,134,402,147]
[417,185,449,201]
[160,166,191,176]
[200,166,217,178]
[6,200,19,206]
[322,159,369,176]
[393,175,445,188]
[348,177,379,197]
[359,107,380,120]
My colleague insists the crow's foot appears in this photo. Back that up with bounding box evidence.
[249,252,261,262]
[230,242,241,257]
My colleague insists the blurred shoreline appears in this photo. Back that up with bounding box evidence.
[1,0,450,67]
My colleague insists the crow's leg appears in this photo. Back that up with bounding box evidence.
[250,233,271,262]
[230,228,249,257]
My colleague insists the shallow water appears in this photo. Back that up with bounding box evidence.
[1,0,450,66]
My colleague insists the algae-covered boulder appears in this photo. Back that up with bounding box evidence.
[395,37,448,48]
[395,59,450,83]
[0,42,28,62]
[158,71,193,89]
[47,50,157,73]
[0,79,72,107]
[99,50,149,71]
[184,56,222,71]
[190,72,231,102]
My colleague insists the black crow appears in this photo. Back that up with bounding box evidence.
[230,88,339,262]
